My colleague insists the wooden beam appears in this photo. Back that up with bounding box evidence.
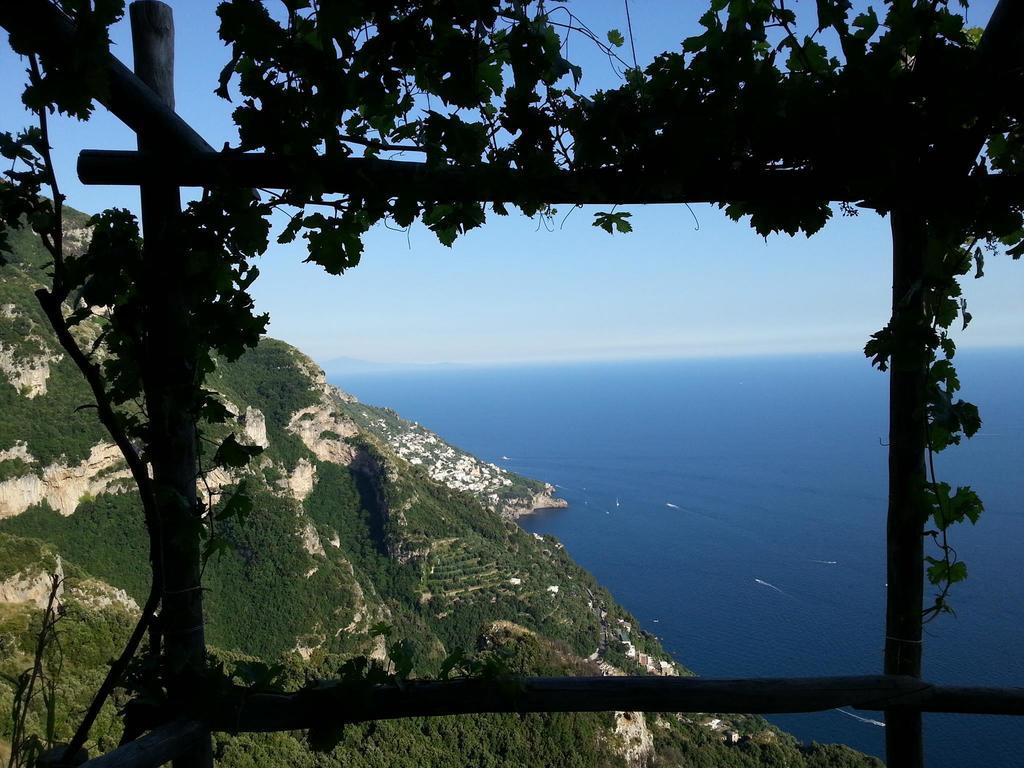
[922,685,1024,716]
[129,4,211,768]
[935,0,1024,176]
[0,0,212,154]
[76,721,208,768]
[975,0,1024,82]
[67,677,1024,768]
[200,675,1024,733]
[75,149,1024,205]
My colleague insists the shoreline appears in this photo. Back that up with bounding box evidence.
[503,483,568,519]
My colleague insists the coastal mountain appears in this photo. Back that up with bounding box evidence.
[0,211,879,767]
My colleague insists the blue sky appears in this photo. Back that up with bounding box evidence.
[1,0,1018,365]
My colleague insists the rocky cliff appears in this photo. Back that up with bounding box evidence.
[0,442,132,519]
[241,345,569,518]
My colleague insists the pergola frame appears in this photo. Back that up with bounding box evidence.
[3,2,1024,768]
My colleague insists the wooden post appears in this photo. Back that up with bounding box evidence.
[130,4,212,768]
[884,208,929,768]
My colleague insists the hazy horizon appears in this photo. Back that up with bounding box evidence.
[2,0,1017,365]
[320,341,1024,374]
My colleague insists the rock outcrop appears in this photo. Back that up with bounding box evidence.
[241,406,269,449]
[280,346,569,519]
[496,483,569,520]
[197,466,237,506]
[284,458,317,501]
[62,223,93,256]
[0,442,131,518]
[0,441,34,464]
[287,402,358,465]
[614,711,654,768]
[69,578,140,613]
[0,560,63,610]
[299,518,325,557]
[0,342,61,398]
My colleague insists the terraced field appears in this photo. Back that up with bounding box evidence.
[425,539,505,597]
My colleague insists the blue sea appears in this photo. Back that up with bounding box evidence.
[330,350,1024,767]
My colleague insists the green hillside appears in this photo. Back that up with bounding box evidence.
[0,215,881,767]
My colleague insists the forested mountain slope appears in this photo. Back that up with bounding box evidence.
[0,213,879,767]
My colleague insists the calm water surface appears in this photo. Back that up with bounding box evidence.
[332,351,1024,766]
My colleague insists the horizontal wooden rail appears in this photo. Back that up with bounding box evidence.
[76,150,1024,205]
[0,0,212,154]
[207,674,1024,732]
[77,720,207,768]
[921,685,1024,715]
[66,676,1024,768]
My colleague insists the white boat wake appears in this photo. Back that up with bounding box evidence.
[835,709,885,727]
[665,502,680,509]
[753,578,790,597]
[810,559,838,565]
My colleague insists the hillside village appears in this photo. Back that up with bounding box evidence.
[330,393,566,519]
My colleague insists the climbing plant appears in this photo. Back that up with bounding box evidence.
[1,0,1022,761]
[0,0,274,756]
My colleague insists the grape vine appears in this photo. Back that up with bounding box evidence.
[0,0,1022,758]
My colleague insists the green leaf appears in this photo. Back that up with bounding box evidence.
[592,211,633,234]
[213,433,262,468]
[682,32,709,53]
[199,393,232,424]
[816,0,851,30]
[232,660,286,690]
[388,639,415,680]
[948,561,968,584]
[607,29,625,48]
[392,197,419,229]
[851,9,879,40]
[953,400,981,438]
[926,557,967,587]
[950,485,983,524]
[863,326,894,371]
[422,201,485,246]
